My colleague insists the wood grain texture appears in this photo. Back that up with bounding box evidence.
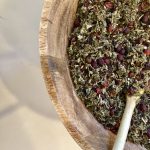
[39,0,146,149]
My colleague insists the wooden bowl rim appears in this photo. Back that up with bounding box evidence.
[39,1,92,149]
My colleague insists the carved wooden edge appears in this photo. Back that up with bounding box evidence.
[39,0,92,149]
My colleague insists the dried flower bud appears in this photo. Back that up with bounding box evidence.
[103,81,109,88]
[104,1,114,10]
[103,57,110,65]
[147,128,150,138]
[141,11,150,25]
[95,87,101,94]
[107,23,114,33]
[73,17,81,28]
[109,106,116,116]
[116,44,123,52]
[86,35,93,44]
[138,1,150,12]
[91,59,98,69]
[128,71,135,78]
[117,54,124,61]
[123,27,130,34]
[143,49,150,56]
[144,62,150,70]
[97,58,105,66]
[115,79,121,85]
[127,86,137,96]
[135,37,143,44]
[84,0,90,7]
[128,21,134,28]
[138,102,148,112]
[85,56,92,64]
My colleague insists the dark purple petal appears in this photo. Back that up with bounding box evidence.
[117,54,124,61]
[91,59,98,69]
[147,127,150,138]
[97,58,105,66]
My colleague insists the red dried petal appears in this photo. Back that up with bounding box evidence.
[104,57,110,65]
[104,1,114,10]
[143,49,150,56]
[138,102,148,112]
[97,58,105,66]
[95,88,101,94]
[107,24,114,33]
[128,21,134,28]
[91,59,98,69]
[73,17,81,28]
[141,11,150,25]
[138,1,150,12]
[123,27,130,34]
[117,54,124,61]
[128,71,135,78]
[147,127,150,138]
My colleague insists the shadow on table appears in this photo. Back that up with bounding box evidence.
[0,52,59,120]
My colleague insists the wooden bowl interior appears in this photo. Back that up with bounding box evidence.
[40,0,145,149]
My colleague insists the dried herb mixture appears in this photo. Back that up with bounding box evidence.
[67,0,150,149]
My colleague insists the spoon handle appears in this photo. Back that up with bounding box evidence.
[112,98,136,150]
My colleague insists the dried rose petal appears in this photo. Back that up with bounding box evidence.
[100,83,108,89]
[97,58,105,66]
[73,17,81,28]
[109,107,116,116]
[143,49,150,56]
[91,59,98,69]
[128,21,134,28]
[116,44,123,52]
[138,102,148,112]
[144,62,150,70]
[104,57,110,65]
[84,0,90,7]
[107,24,114,33]
[100,94,106,100]
[103,81,109,88]
[141,11,150,25]
[128,71,135,78]
[95,88,101,94]
[104,1,114,10]
[127,86,137,96]
[123,27,130,34]
[71,36,77,42]
[119,48,126,55]
[135,37,143,44]
[138,1,150,12]
[115,79,121,85]
[118,27,124,33]
[93,31,101,40]
[147,127,150,138]
[117,54,124,61]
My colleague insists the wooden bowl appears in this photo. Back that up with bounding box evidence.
[39,0,145,149]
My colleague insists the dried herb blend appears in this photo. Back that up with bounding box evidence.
[67,0,150,149]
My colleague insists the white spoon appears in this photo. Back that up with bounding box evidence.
[112,89,144,150]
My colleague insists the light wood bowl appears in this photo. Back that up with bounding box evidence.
[39,0,145,149]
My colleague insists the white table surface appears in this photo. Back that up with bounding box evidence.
[0,0,80,150]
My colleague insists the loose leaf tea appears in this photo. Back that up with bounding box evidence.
[67,0,150,149]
